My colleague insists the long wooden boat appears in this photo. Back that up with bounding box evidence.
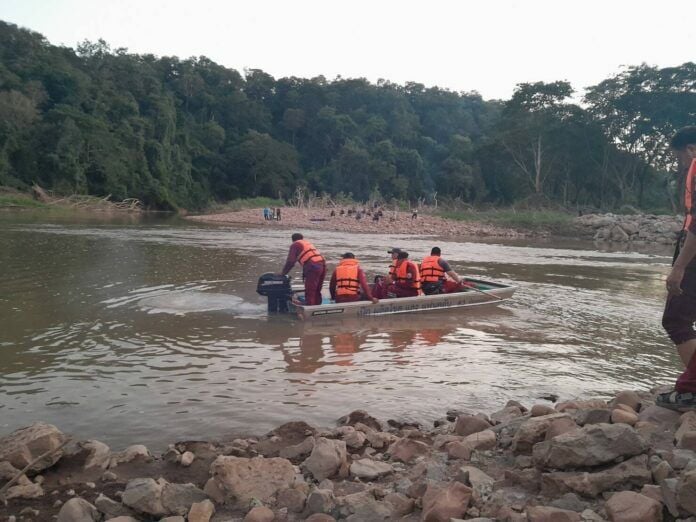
[290,278,515,320]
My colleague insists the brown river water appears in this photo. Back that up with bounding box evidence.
[0,212,684,449]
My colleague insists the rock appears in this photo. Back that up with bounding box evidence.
[279,436,315,460]
[388,438,429,463]
[609,225,629,242]
[556,399,608,412]
[605,491,662,521]
[94,493,136,519]
[337,489,391,520]
[160,482,208,516]
[57,497,99,522]
[349,458,393,480]
[78,440,111,470]
[512,413,572,454]
[365,430,393,450]
[208,455,296,504]
[189,500,216,522]
[121,478,166,516]
[660,477,680,517]
[575,409,612,426]
[666,448,696,470]
[541,454,651,498]
[490,406,524,424]
[5,482,44,500]
[676,412,696,445]
[305,515,336,522]
[104,517,139,522]
[421,481,472,521]
[678,470,696,515]
[455,415,493,436]
[679,431,696,451]
[611,409,639,425]
[531,404,557,417]
[277,487,306,512]
[447,430,497,459]
[546,417,579,440]
[243,506,273,522]
[612,391,642,411]
[651,460,674,483]
[527,506,581,522]
[109,444,151,467]
[533,423,648,470]
[549,492,589,512]
[0,422,67,472]
[303,438,347,480]
[180,451,195,467]
[638,404,681,426]
[102,470,118,482]
[457,465,494,502]
[0,460,18,480]
[384,492,414,516]
[619,222,640,236]
[640,484,663,504]
[338,410,382,431]
[306,488,336,514]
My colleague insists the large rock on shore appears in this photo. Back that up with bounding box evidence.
[421,481,472,521]
[303,438,348,480]
[206,455,296,504]
[512,413,574,454]
[575,212,682,244]
[121,477,207,517]
[533,423,648,469]
[0,422,67,472]
[541,455,652,498]
[604,491,663,521]
[57,497,99,522]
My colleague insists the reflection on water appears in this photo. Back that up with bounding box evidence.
[0,213,683,448]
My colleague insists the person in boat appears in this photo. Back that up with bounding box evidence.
[658,126,696,411]
[371,248,401,298]
[420,247,467,295]
[387,250,421,298]
[279,233,326,306]
[329,253,379,304]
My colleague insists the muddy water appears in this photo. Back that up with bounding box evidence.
[0,213,682,448]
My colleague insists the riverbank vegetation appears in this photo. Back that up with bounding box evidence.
[0,21,693,211]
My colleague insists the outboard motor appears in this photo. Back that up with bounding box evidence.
[256,273,293,313]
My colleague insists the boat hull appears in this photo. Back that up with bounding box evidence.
[292,279,516,320]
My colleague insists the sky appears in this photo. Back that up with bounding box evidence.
[1,0,694,100]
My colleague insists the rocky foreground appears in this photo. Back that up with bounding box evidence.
[2,390,696,521]
[573,214,683,245]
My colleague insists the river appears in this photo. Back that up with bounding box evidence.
[0,212,682,449]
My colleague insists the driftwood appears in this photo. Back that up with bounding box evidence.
[0,438,72,505]
[29,185,143,212]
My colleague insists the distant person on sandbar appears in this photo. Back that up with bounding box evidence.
[419,247,467,295]
[412,209,418,220]
[329,253,379,304]
[278,233,326,306]
[657,126,696,411]
[276,207,282,221]
[263,207,270,220]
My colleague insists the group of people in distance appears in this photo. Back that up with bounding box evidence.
[262,207,281,221]
[278,232,473,306]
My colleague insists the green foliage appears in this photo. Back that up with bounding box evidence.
[0,20,692,211]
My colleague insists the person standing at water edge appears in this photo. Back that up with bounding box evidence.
[279,233,326,306]
[329,253,379,304]
[658,127,696,410]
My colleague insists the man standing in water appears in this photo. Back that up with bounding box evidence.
[279,233,326,306]
[658,127,696,410]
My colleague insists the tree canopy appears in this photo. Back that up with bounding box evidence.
[0,21,693,210]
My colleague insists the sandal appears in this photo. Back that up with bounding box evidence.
[655,390,696,411]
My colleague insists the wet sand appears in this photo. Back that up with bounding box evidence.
[188,207,544,238]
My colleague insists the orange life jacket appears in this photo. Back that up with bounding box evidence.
[335,258,361,296]
[296,239,324,265]
[393,260,421,290]
[420,255,445,283]
[684,159,696,231]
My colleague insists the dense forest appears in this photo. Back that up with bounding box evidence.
[0,21,694,211]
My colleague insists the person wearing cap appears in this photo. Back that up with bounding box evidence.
[279,233,326,306]
[387,251,421,298]
[329,253,379,304]
[420,247,466,295]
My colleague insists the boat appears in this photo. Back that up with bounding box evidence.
[257,273,516,321]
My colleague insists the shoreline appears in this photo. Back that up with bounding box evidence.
[187,207,550,239]
[2,388,693,521]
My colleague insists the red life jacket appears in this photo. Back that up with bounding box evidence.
[393,260,421,290]
[420,255,445,283]
[684,159,696,231]
[335,258,361,296]
[295,239,324,265]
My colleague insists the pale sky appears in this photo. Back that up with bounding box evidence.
[1,0,694,100]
